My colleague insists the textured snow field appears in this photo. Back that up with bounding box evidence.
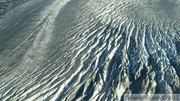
[0,0,179,101]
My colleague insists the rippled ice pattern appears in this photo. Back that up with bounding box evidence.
[0,0,180,101]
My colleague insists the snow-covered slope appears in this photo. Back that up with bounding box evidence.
[0,0,179,100]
